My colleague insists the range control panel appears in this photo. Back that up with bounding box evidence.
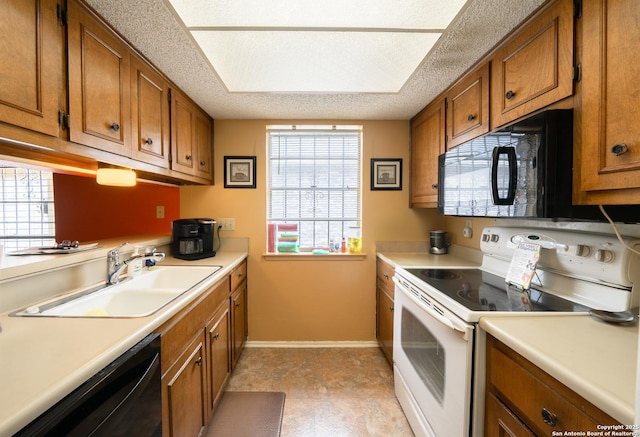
[480,227,639,287]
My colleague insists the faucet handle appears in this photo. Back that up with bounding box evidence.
[108,243,129,261]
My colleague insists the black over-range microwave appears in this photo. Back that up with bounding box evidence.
[437,109,640,222]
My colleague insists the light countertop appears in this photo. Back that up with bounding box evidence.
[377,244,483,269]
[480,315,638,424]
[0,242,247,435]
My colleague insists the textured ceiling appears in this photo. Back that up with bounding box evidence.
[84,0,546,120]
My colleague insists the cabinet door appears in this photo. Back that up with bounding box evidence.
[67,0,131,156]
[207,302,231,413]
[0,0,62,137]
[164,335,207,437]
[376,280,394,365]
[410,97,445,208]
[231,281,248,368]
[446,63,490,149]
[578,0,640,201]
[195,112,213,179]
[170,89,196,175]
[485,393,535,437]
[490,0,574,129]
[131,56,170,168]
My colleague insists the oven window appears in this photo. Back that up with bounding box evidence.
[401,307,445,404]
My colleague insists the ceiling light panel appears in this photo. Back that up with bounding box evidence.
[193,30,442,93]
[166,0,469,93]
[168,0,468,29]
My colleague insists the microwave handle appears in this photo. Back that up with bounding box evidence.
[491,146,517,205]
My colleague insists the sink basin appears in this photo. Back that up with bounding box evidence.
[12,265,222,318]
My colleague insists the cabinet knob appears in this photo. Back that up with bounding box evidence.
[235,302,241,308]
[213,333,220,340]
[467,114,475,122]
[195,356,202,366]
[431,184,438,189]
[383,273,389,279]
[611,143,629,156]
[541,408,557,427]
[185,154,193,161]
[389,306,394,312]
[200,160,206,166]
[505,90,515,100]
[110,122,120,132]
[144,138,153,146]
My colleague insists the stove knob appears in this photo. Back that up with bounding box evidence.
[595,249,615,263]
[575,244,591,257]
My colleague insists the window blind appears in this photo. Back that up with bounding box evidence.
[267,125,362,250]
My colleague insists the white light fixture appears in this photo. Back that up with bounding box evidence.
[167,0,468,94]
[96,168,137,187]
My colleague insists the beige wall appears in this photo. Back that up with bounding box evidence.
[180,119,441,342]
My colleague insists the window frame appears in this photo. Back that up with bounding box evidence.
[266,124,363,254]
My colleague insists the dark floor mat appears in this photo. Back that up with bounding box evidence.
[205,391,286,437]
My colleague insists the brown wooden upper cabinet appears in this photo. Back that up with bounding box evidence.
[130,56,171,168]
[410,97,446,208]
[0,0,63,137]
[577,0,640,203]
[171,88,213,179]
[67,0,132,157]
[445,63,490,149]
[490,0,574,129]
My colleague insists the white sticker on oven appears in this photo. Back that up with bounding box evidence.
[505,242,541,290]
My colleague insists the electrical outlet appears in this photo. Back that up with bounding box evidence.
[156,206,165,219]
[218,218,235,231]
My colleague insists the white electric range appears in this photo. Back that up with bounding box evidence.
[392,226,640,437]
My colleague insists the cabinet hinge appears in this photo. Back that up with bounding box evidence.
[56,4,68,26]
[573,64,582,82]
[573,0,582,18]
[58,110,70,130]
[168,152,173,164]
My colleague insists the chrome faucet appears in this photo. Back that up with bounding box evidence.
[106,243,166,285]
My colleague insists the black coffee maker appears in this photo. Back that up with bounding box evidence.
[172,218,217,260]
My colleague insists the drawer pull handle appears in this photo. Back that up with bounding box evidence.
[110,122,120,132]
[541,408,557,426]
[505,90,515,100]
[611,143,629,156]
[431,183,438,189]
[144,138,153,145]
[467,114,475,121]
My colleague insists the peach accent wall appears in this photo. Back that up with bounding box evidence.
[53,173,179,242]
[180,119,442,342]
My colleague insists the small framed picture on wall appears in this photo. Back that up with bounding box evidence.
[224,156,256,188]
[371,158,402,190]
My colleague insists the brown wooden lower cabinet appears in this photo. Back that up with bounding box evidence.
[485,335,620,436]
[163,333,207,437]
[157,259,248,436]
[376,257,395,365]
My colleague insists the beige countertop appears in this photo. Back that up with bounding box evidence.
[480,315,638,425]
[377,244,483,269]
[0,243,247,435]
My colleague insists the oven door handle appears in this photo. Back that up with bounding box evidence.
[393,276,472,340]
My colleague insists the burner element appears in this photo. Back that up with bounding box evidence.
[419,269,461,280]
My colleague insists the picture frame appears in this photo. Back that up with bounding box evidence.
[371,158,402,190]
[224,156,256,188]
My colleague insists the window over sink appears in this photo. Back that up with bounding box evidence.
[266,125,362,253]
[0,167,56,253]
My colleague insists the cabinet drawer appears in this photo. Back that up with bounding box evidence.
[487,336,619,435]
[376,258,394,291]
[230,261,247,292]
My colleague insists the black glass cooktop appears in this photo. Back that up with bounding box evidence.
[404,268,590,313]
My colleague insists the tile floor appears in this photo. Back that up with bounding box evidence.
[226,347,414,437]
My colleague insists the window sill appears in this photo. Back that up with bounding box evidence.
[262,253,366,261]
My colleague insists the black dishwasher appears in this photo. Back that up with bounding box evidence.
[15,333,162,436]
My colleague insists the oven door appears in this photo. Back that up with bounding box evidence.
[393,277,474,437]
